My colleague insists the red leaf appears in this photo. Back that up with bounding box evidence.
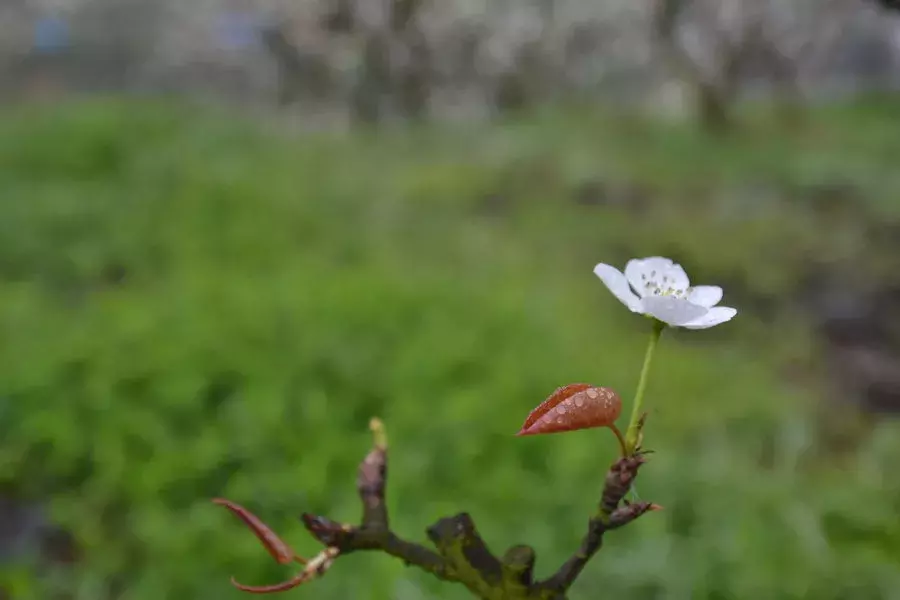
[517,384,622,436]
[212,498,304,565]
[230,572,310,594]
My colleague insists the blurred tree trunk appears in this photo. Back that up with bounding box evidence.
[349,0,432,123]
[262,22,332,107]
[351,33,391,124]
[322,0,355,34]
[651,0,861,133]
[652,0,738,133]
[695,82,732,133]
[389,0,431,121]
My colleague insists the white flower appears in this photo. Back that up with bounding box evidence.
[593,256,737,329]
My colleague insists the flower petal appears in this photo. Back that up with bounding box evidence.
[659,262,690,291]
[625,257,690,297]
[625,257,668,297]
[688,285,723,308]
[640,296,708,327]
[625,259,653,297]
[681,306,738,329]
[594,263,642,312]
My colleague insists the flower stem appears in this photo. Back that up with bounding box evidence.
[624,320,665,454]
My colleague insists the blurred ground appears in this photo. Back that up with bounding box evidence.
[1,1,900,600]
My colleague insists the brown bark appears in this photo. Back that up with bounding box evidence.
[214,418,657,599]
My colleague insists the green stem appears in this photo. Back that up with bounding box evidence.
[624,320,665,454]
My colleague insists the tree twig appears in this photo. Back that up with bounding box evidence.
[213,417,658,599]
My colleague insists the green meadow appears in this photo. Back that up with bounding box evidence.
[0,98,899,599]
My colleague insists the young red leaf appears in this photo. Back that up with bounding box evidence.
[517,384,622,436]
[212,498,305,565]
[229,572,310,594]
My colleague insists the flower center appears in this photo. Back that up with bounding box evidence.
[641,270,690,299]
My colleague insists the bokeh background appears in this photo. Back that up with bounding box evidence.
[1,0,900,599]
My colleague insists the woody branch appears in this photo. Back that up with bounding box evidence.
[214,418,657,599]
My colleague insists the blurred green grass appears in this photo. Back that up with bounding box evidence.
[0,98,899,599]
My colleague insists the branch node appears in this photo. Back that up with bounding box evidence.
[598,453,647,519]
[501,544,536,589]
[427,513,503,596]
[300,514,352,547]
[354,418,391,529]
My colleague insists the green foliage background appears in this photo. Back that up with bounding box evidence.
[1,99,899,599]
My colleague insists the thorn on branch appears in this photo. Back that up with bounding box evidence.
[608,500,662,529]
[629,411,649,456]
